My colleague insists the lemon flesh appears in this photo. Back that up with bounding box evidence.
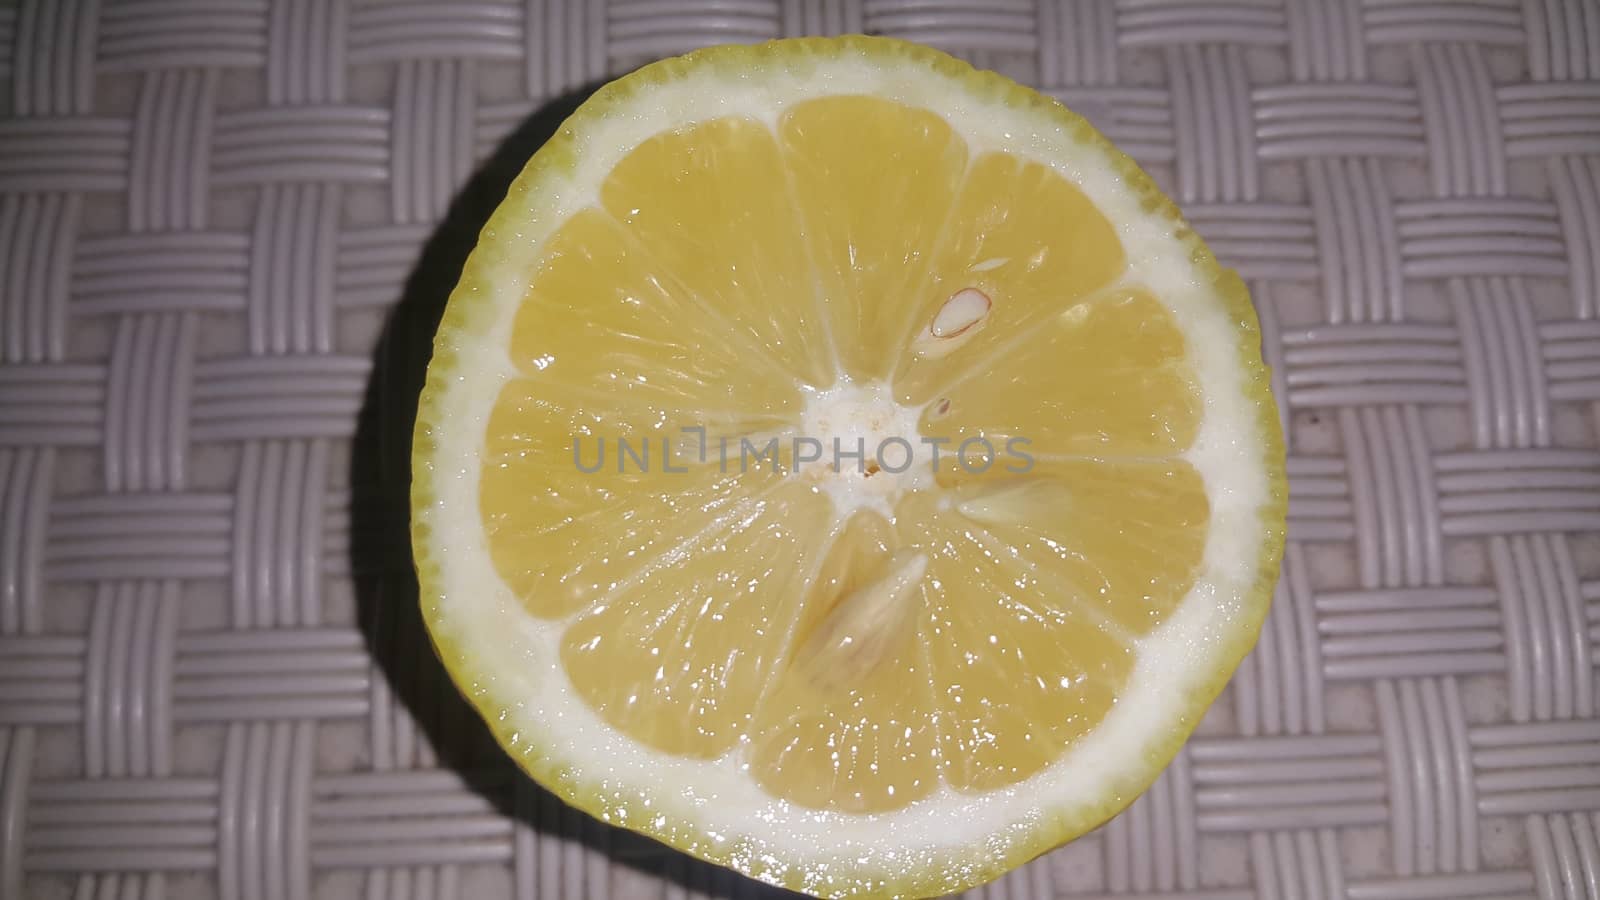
[414,36,1285,899]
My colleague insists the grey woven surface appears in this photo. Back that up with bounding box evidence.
[2,0,1600,897]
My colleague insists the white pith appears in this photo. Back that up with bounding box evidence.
[798,382,931,518]
[417,45,1272,894]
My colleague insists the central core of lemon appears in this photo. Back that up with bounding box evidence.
[798,382,929,516]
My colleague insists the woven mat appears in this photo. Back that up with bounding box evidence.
[3,1,1600,898]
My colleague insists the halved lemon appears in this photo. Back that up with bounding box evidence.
[413,36,1285,898]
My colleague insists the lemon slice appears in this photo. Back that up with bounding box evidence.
[413,36,1286,898]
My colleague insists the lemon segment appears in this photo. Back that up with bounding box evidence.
[898,490,1135,794]
[918,287,1201,457]
[560,481,833,758]
[780,96,970,381]
[894,151,1129,404]
[599,117,835,388]
[748,510,943,814]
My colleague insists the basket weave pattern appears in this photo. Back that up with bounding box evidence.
[2,1,1599,897]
